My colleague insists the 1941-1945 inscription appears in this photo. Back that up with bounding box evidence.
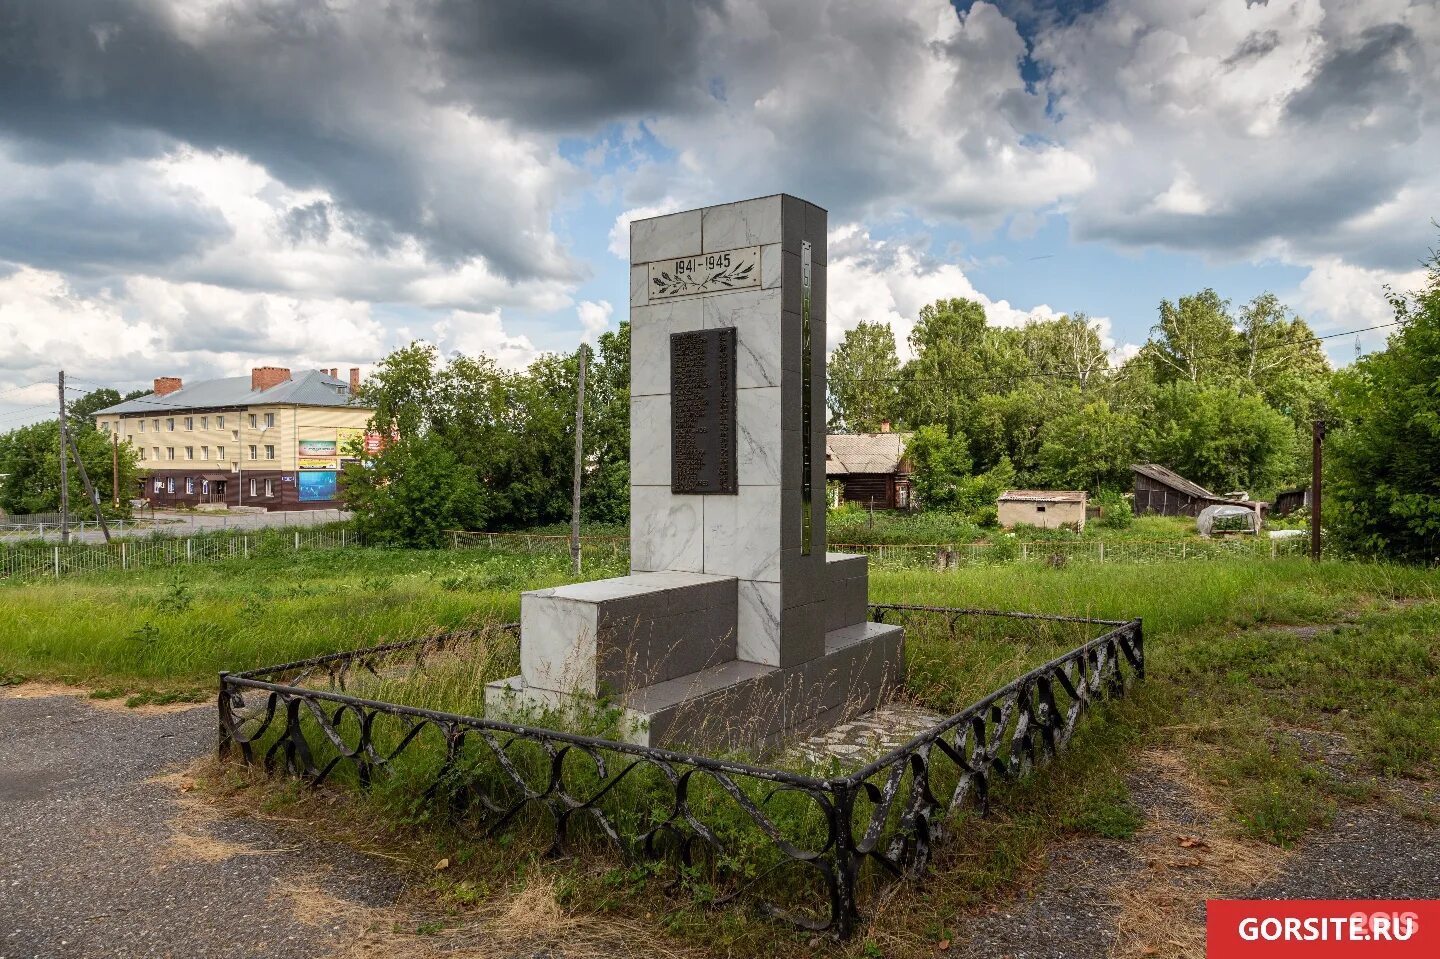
[671,328,737,495]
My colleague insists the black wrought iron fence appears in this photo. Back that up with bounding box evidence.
[217,605,1142,938]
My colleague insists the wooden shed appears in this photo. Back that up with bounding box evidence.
[1131,463,1241,518]
[825,431,914,510]
[1272,487,1310,516]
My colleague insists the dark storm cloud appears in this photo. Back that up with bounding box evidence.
[429,0,722,129]
[1286,24,1419,125]
[0,0,723,281]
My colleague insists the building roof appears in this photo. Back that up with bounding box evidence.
[1130,463,1230,502]
[998,490,1087,503]
[95,370,366,416]
[825,432,912,476]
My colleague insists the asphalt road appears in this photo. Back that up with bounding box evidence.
[0,692,403,959]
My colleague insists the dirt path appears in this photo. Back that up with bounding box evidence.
[0,688,408,959]
[948,747,1440,959]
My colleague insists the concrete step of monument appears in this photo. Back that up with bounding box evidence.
[623,619,904,752]
[521,571,739,696]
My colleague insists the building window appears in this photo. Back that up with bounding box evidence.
[264,478,274,497]
[217,445,225,460]
[201,480,209,495]
[153,447,160,460]
[167,447,176,460]
[249,478,257,497]
[265,444,275,460]
[201,446,209,460]
[139,419,145,432]
[185,478,194,494]
[1036,505,1046,513]
[138,448,145,461]
[184,416,193,430]
[249,444,258,460]
[249,413,257,429]
[185,446,193,460]
[154,478,163,493]
[200,415,208,429]
[216,415,225,429]
[264,412,275,428]
[153,419,160,432]
[167,418,175,431]
[166,478,175,493]
[101,421,110,433]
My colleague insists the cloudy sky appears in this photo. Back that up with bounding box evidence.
[1,0,1436,426]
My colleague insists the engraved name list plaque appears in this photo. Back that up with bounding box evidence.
[670,328,737,495]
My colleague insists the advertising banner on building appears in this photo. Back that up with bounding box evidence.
[336,428,364,455]
[298,470,338,502]
[298,438,337,457]
[298,457,338,470]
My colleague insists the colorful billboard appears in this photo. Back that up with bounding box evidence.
[336,428,364,455]
[297,457,337,470]
[298,470,338,502]
[298,438,337,456]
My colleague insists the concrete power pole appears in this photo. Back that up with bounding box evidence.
[58,370,70,545]
[66,430,112,543]
[112,431,121,508]
[570,343,588,577]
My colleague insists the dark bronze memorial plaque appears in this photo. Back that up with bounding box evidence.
[670,327,737,495]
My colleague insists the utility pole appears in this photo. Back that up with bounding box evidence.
[112,431,120,508]
[58,370,70,544]
[66,431,111,543]
[570,343,588,577]
[1311,419,1325,562]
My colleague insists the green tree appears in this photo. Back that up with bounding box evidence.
[1021,312,1110,389]
[67,388,122,428]
[582,325,632,524]
[827,320,900,432]
[1146,382,1297,495]
[342,434,486,547]
[904,425,972,511]
[1138,288,1238,385]
[0,420,140,516]
[1328,244,1440,561]
[899,298,1032,432]
[1035,400,1141,493]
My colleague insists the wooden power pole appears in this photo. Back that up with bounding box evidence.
[1311,419,1325,562]
[58,370,70,544]
[570,343,588,577]
[66,431,111,543]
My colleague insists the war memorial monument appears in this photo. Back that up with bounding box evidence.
[488,195,904,750]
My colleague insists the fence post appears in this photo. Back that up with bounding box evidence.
[453,531,458,550]
[294,531,300,550]
[186,538,192,562]
[54,546,60,579]
[1021,543,1028,561]
[243,536,249,559]
[122,542,128,570]
[1098,542,1104,564]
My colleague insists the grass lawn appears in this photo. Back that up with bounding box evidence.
[2,546,1437,955]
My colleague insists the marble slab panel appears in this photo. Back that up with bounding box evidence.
[703,288,783,389]
[629,394,670,486]
[702,196,782,252]
[736,579,782,665]
[632,210,701,264]
[736,387,783,486]
[630,264,649,307]
[520,595,598,694]
[760,243,782,290]
[630,299,703,397]
[631,486,703,573]
[702,484,781,582]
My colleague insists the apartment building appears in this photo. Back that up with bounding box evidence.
[95,366,375,511]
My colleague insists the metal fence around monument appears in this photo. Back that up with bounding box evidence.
[217,604,1143,938]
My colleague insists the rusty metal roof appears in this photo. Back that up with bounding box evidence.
[1130,463,1229,501]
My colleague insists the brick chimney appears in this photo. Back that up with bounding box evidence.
[879,420,891,434]
[153,376,183,396]
[251,367,291,392]
[349,367,361,393]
